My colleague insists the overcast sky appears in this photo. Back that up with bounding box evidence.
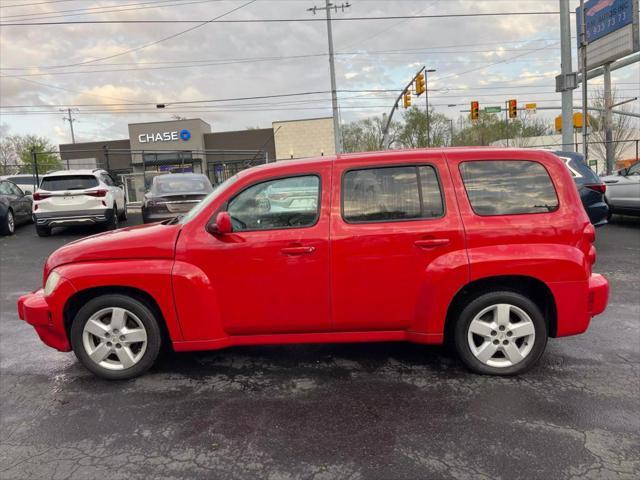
[1,0,638,146]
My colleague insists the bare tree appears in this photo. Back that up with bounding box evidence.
[589,88,636,170]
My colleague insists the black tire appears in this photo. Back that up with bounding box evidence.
[0,209,15,235]
[454,291,548,376]
[105,207,118,230]
[35,224,51,237]
[118,204,128,221]
[70,294,162,380]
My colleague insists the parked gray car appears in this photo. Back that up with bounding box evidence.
[142,173,213,223]
[601,161,640,218]
[0,180,33,235]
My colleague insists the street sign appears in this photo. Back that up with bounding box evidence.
[525,103,537,113]
[484,106,501,113]
[576,0,639,70]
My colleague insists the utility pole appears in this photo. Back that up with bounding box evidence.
[579,0,589,159]
[558,0,575,152]
[61,108,77,144]
[307,1,350,155]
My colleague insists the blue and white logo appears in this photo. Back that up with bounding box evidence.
[179,129,191,141]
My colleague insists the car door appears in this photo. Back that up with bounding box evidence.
[101,173,124,210]
[605,162,640,209]
[5,182,30,222]
[177,165,333,337]
[330,154,467,332]
[9,183,32,222]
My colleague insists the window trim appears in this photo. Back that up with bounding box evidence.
[216,172,323,233]
[340,163,446,225]
[458,159,560,217]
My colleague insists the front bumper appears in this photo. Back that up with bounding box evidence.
[35,209,113,228]
[18,284,75,352]
[588,273,609,316]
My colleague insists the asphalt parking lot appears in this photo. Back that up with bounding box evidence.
[1,214,639,480]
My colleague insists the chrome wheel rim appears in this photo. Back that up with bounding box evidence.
[467,303,535,368]
[82,307,147,371]
[7,211,15,233]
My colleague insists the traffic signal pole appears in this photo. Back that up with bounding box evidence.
[381,66,425,149]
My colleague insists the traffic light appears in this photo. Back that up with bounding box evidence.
[508,99,517,119]
[471,101,479,120]
[415,73,425,96]
[403,91,412,108]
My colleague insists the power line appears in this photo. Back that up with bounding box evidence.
[0,38,561,71]
[43,0,257,68]
[1,0,197,19]
[0,11,565,26]
[0,0,76,8]
[1,0,224,22]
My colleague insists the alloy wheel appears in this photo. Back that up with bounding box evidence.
[82,307,148,370]
[467,303,536,368]
[7,211,15,233]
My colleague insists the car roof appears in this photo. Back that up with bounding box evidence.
[237,147,557,178]
[41,169,104,178]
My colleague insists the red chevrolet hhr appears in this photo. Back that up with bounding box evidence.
[18,148,609,379]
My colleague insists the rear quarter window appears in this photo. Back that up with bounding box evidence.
[459,160,559,216]
[40,175,99,191]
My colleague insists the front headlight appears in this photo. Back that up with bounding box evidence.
[44,270,61,296]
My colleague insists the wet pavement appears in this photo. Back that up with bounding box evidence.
[1,214,639,479]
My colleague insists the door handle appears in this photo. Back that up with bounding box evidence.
[414,238,450,248]
[281,246,316,255]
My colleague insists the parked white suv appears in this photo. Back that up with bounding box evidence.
[33,169,126,236]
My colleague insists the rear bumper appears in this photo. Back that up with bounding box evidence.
[17,283,75,352]
[586,201,609,227]
[35,209,113,227]
[588,273,609,316]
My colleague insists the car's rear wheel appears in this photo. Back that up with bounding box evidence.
[1,209,15,235]
[70,294,162,380]
[105,207,118,230]
[35,224,51,237]
[118,204,128,221]
[454,291,547,375]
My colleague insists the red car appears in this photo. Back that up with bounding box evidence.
[18,148,609,379]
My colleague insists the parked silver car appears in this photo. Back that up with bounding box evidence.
[601,161,640,218]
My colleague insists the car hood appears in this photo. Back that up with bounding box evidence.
[45,222,182,275]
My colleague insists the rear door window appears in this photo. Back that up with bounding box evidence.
[40,175,99,191]
[342,165,444,223]
[459,160,559,215]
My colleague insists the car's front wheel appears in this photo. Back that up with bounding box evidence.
[0,209,15,235]
[70,294,162,380]
[454,291,547,375]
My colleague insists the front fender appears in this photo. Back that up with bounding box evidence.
[56,259,183,341]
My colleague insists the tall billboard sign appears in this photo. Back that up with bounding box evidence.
[576,0,639,70]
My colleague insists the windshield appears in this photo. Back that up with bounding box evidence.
[180,175,239,224]
[628,162,640,175]
[152,175,213,195]
[40,175,98,191]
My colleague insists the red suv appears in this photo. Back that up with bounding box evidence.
[18,148,609,379]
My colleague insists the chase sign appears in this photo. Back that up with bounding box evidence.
[138,129,191,143]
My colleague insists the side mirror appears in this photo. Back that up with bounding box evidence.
[207,211,232,235]
[618,168,627,176]
[24,190,33,196]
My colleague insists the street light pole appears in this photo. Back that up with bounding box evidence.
[425,68,435,147]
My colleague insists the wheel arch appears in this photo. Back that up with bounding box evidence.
[63,286,172,348]
[443,275,558,343]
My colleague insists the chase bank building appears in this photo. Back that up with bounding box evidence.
[59,117,336,203]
